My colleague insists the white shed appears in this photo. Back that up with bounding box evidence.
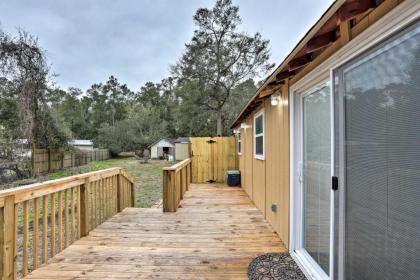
[174,137,191,161]
[148,138,175,160]
[69,139,94,150]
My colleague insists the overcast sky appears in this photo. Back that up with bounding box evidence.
[0,0,333,91]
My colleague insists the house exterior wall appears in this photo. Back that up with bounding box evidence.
[237,93,290,248]
[264,82,290,248]
[239,117,254,199]
[234,0,415,269]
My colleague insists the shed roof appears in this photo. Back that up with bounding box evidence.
[69,139,93,146]
[175,137,190,143]
[148,138,176,148]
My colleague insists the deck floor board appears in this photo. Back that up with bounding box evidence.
[25,184,286,279]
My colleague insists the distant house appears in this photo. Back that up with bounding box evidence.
[69,140,94,150]
[148,138,175,160]
[174,137,190,161]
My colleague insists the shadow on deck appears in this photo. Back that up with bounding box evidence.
[25,184,286,279]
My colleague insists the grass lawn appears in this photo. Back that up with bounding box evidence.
[1,157,173,208]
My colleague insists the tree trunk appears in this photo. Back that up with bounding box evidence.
[216,111,223,136]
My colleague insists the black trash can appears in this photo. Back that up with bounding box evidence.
[227,170,241,187]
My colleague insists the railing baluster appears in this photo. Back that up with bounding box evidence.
[65,189,69,248]
[80,179,90,237]
[89,181,94,231]
[33,197,39,270]
[77,186,81,239]
[117,174,123,212]
[50,192,56,257]
[58,191,63,253]
[100,179,104,223]
[95,180,99,227]
[42,195,48,264]
[107,177,111,217]
[23,200,29,276]
[122,179,127,209]
[71,187,76,243]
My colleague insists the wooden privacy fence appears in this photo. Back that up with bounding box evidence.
[0,167,134,279]
[32,148,110,175]
[190,137,238,184]
[162,158,191,212]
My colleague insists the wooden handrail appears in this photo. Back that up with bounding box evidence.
[0,167,135,279]
[162,158,191,171]
[163,159,192,212]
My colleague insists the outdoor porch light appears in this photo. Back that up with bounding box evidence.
[240,122,249,129]
[271,94,280,106]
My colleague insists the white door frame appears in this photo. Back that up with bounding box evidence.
[290,79,333,280]
[289,2,419,280]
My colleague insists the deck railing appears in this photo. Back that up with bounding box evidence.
[0,167,134,279]
[162,158,191,212]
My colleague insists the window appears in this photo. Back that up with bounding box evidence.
[254,110,264,160]
[237,130,242,155]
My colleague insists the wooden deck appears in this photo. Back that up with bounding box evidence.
[25,184,286,279]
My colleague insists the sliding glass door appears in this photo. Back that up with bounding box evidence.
[334,22,420,280]
[295,82,332,279]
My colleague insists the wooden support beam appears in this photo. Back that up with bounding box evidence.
[306,30,337,53]
[340,19,352,45]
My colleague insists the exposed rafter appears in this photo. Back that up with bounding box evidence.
[288,54,314,71]
[306,30,337,53]
[276,70,295,81]
[338,0,375,22]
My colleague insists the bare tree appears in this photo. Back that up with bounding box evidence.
[0,28,66,149]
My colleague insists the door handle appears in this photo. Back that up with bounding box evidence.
[332,176,338,191]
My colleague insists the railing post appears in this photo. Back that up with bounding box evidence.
[163,170,175,212]
[130,182,135,207]
[80,179,90,237]
[187,162,191,191]
[0,195,16,280]
[117,173,124,212]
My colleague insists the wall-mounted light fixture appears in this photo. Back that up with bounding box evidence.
[240,122,250,129]
[271,94,280,106]
[233,129,240,134]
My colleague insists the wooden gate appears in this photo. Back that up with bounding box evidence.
[190,137,238,183]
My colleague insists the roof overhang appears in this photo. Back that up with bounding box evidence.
[231,0,381,128]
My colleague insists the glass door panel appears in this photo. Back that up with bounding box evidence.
[335,23,420,280]
[301,84,332,275]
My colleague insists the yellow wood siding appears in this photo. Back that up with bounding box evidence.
[242,117,254,199]
[264,84,290,248]
[251,105,266,217]
[236,84,290,248]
